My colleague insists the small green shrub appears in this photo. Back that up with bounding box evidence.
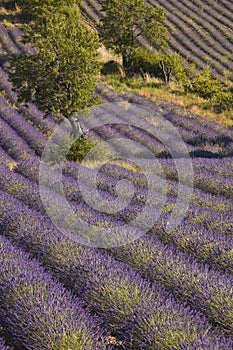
[213,91,233,112]
[126,48,162,78]
[185,67,222,99]
[66,136,98,163]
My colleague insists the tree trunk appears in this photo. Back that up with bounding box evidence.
[159,60,167,83]
[122,52,132,77]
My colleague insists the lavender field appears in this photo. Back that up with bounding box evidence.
[81,0,233,81]
[0,18,233,350]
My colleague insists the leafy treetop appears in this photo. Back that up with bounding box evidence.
[17,0,79,21]
[99,0,168,72]
[7,5,101,120]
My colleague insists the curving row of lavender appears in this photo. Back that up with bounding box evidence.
[0,156,232,277]
[0,24,20,56]
[96,81,233,142]
[1,190,233,349]
[149,0,233,77]
[0,22,233,349]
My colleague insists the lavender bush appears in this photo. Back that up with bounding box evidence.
[0,235,107,350]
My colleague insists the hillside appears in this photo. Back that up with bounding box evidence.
[81,0,233,81]
[0,2,233,350]
[79,0,233,127]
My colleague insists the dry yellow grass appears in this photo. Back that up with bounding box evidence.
[139,89,233,127]
[104,75,233,128]
[7,161,17,171]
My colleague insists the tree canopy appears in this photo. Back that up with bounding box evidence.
[7,5,101,120]
[17,0,79,21]
[99,0,168,73]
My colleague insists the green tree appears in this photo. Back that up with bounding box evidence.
[17,0,78,21]
[7,5,101,121]
[99,0,168,75]
[159,52,186,83]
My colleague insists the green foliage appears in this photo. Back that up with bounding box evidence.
[184,66,222,99]
[110,49,186,82]
[213,90,233,112]
[7,5,101,119]
[101,60,123,75]
[184,67,233,113]
[66,136,99,163]
[99,0,168,75]
[159,52,187,83]
[181,65,233,112]
[17,0,78,21]
[1,0,16,10]
[126,48,162,78]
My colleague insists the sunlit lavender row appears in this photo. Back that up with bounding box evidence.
[1,191,233,348]
[0,235,107,350]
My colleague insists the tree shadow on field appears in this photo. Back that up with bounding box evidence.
[190,135,233,159]
[0,3,29,25]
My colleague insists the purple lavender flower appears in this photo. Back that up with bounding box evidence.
[0,235,108,350]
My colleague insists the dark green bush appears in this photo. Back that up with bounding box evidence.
[126,48,162,78]
[101,60,123,75]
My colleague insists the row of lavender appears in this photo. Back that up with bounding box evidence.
[0,337,11,350]
[96,81,233,144]
[0,234,108,350]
